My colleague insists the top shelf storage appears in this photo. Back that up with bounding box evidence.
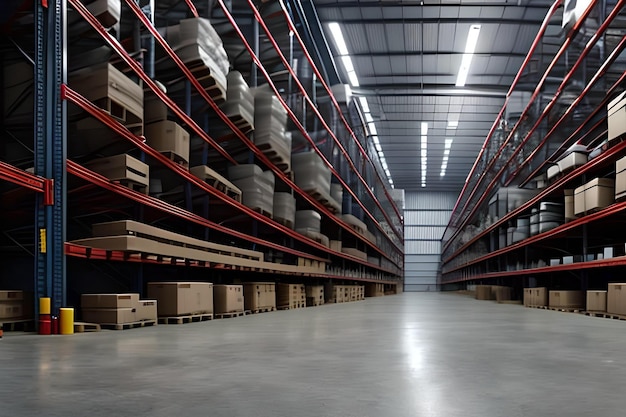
[440,0,626,282]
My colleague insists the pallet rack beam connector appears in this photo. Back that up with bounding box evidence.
[446,0,603,249]
[34,0,67,317]
[442,0,561,249]
[119,0,403,261]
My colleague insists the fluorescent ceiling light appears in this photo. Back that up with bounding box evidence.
[365,113,374,122]
[328,22,349,56]
[447,120,459,129]
[456,24,481,87]
[421,122,428,135]
[359,97,370,113]
[347,70,359,87]
[368,122,377,136]
[445,138,454,149]
[375,143,383,152]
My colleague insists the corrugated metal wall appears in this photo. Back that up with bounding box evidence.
[404,191,457,291]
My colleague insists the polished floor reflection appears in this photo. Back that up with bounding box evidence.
[1,292,625,417]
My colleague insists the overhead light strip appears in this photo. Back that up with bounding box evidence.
[330,23,359,87]
[421,122,428,187]
[456,24,481,87]
[440,138,453,177]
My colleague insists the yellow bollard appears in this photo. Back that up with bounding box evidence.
[59,308,74,335]
[39,297,51,315]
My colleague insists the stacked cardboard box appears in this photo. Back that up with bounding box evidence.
[305,285,324,307]
[365,283,385,297]
[523,288,532,306]
[475,285,493,300]
[243,282,276,311]
[0,290,24,320]
[607,283,626,315]
[81,293,158,324]
[492,286,513,302]
[587,290,607,312]
[548,290,584,309]
[276,284,305,309]
[524,287,548,307]
[214,285,244,314]
[144,121,190,167]
[147,282,213,317]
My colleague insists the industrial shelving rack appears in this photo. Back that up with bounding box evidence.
[440,0,626,291]
[1,0,404,315]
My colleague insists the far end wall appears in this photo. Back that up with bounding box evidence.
[404,191,456,292]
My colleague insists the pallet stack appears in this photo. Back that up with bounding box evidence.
[214,285,244,317]
[277,284,306,309]
[243,282,276,313]
[365,283,385,297]
[81,293,158,329]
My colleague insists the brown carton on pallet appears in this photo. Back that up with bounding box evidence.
[494,286,513,302]
[243,282,276,311]
[276,283,305,308]
[523,288,532,306]
[0,301,23,319]
[586,290,607,312]
[607,283,626,315]
[365,283,385,297]
[145,120,190,165]
[81,293,140,309]
[82,308,136,324]
[305,285,324,306]
[475,285,493,300]
[213,285,244,314]
[147,282,213,316]
[549,290,584,308]
[530,287,548,307]
[136,300,158,321]
[84,154,150,192]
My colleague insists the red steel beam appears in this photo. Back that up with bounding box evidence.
[0,160,48,194]
[216,0,404,246]
[120,0,404,261]
[444,0,563,246]
[68,0,237,165]
[441,131,626,265]
[263,0,403,224]
[63,85,402,273]
[444,1,625,253]
[449,0,604,244]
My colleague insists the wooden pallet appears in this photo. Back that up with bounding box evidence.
[100,320,157,330]
[160,151,189,170]
[277,303,305,310]
[249,307,276,314]
[226,113,254,135]
[250,207,273,219]
[548,307,583,313]
[497,300,523,305]
[274,217,294,230]
[583,312,626,320]
[117,179,148,194]
[214,311,246,319]
[74,321,101,333]
[93,97,143,135]
[158,313,214,324]
[304,188,341,213]
[0,318,34,332]
[526,305,549,309]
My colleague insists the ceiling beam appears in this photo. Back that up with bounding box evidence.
[352,85,510,97]
[348,51,528,58]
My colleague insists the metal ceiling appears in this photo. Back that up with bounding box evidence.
[311,0,558,192]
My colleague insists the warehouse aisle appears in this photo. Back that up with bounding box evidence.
[1,293,626,417]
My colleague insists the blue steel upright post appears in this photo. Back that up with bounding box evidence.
[34,0,67,316]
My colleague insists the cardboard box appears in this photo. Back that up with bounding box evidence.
[587,290,607,312]
[608,91,626,142]
[523,288,532,306]
[136,300,158,321]
[81,293,140,309]
[365,283,385,297]
[147,282,213,316]
[584,178,614,212]
[84,154,150,190]
[564,189,575,221]
[213,285,244,314]
[305,285,324,306]
[277,283,305,307]
[547,164,560,180]
[243,282,276,311]
[557,152,587,173]
[607,283,626,315]
[475,285,493,300]
[82,308,136,324]
[145,120,190,164]
[615,155,626,200]
[531,287,548,307]
[0,301,23,319]
[549,290,584,308]
[493,286,512,302]
[0,290,23,301]
[574,183,586,215]
[85,0,121,27]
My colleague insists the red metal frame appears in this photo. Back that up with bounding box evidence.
[442,134,626,265]
[449,0,614,246]
[247,0,403,224]
[65,242,399,284]
[214,0,404,245]
[444,0,563,244]
[69,0,402,267]
[119,0,404,259]
[0,160,53,205]
[63,85,401,274]
[443,256,626,284]
[443,199,626,275]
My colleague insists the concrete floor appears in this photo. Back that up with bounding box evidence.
[1,292,626,416]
